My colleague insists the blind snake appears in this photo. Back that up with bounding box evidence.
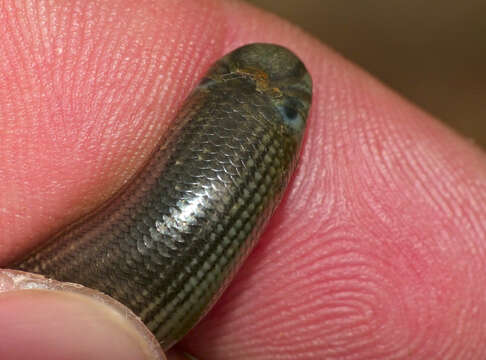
[13,43,312,349]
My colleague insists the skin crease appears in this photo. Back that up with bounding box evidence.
[0,0,485,359]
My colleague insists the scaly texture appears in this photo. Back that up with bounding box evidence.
[15,43,312,349]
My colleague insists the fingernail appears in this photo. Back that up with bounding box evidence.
[0,270,166,360]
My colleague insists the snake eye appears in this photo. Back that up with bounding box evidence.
[277,98,305,133]
[282,104,298,120]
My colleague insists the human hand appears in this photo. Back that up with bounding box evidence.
[1,1,485,359]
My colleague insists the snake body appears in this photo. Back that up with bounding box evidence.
[15,43,312,349]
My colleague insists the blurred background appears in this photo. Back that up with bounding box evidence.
[247,0,486,148]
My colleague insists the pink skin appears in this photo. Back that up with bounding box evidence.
[1,0,486,359]
[0,289,159,360]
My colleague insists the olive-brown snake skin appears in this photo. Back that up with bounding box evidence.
[14,43,312,349]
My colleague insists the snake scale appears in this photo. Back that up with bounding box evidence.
[14,43,312,349]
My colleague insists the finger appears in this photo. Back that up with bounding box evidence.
[178,2,486,360]
[2,1,486,359]
[0,270,165,360]
[0,0,227,262]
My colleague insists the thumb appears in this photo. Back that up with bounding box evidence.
[180,1,486,359]
[0,270,165,360]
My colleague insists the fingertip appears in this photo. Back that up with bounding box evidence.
[0,270,166,360]
[181,2,486,360]
[0,0,228,262]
